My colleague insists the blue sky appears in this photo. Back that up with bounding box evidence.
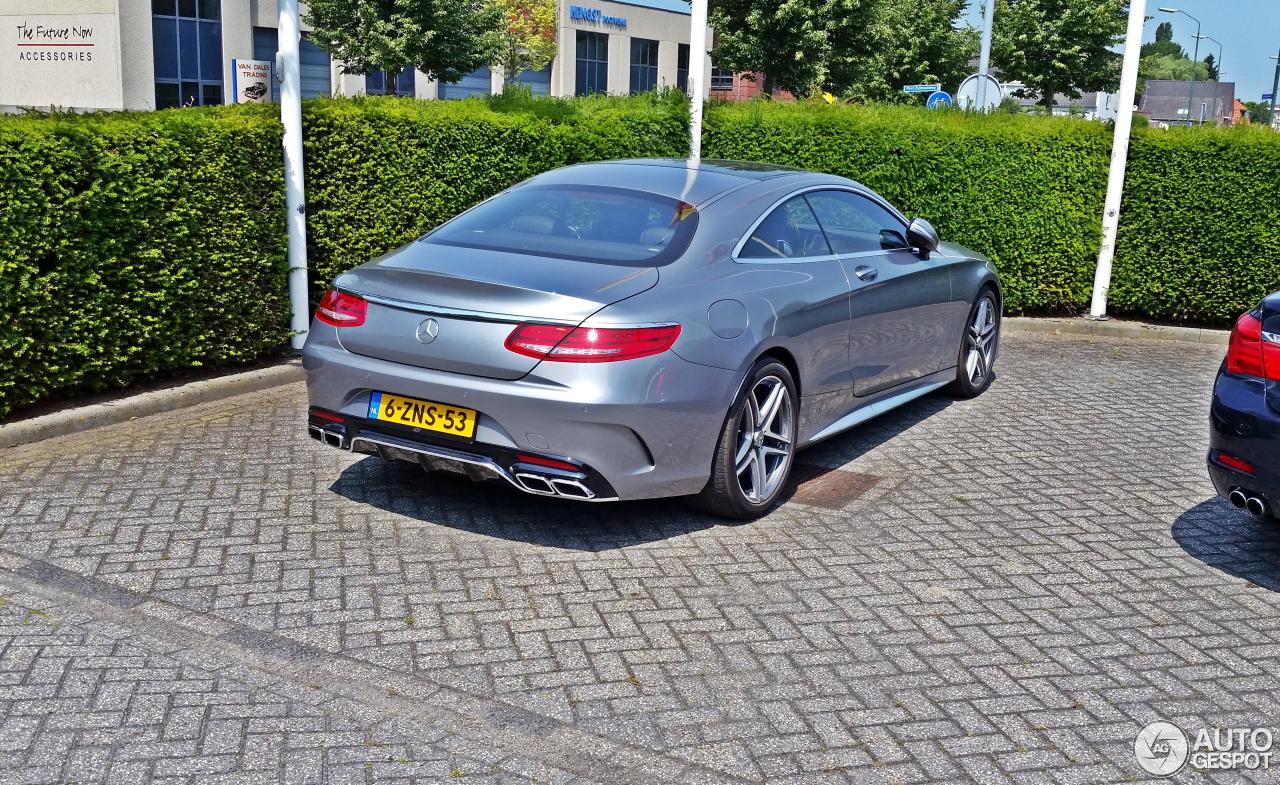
[962,0,1279,103]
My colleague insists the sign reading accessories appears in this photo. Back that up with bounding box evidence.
[569,5,627,29]
[1,12,124,110]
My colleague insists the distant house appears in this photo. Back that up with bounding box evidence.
[1232,98,1249,125]
[1137,79,1237,128]
[999,82,1119,120]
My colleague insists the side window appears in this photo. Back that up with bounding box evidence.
[739,196,833,259]
[805,190,909,254]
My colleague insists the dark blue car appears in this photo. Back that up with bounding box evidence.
[1208,292,1280,520]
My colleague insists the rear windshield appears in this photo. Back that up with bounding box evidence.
[423,184,698,267]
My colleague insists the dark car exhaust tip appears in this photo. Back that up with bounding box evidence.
[1229,489,1248,509]
[1246,496,1267,517]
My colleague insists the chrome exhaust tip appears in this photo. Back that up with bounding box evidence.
[550,478,595,500]
[514,472,557,496]
[1229,489,1248,509]
[1246,496,1267,517]
[322,430,344,449]
[308,425,323,442]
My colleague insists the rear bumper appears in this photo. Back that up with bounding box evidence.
[302,327,739,500]
[1207,369,1280,514]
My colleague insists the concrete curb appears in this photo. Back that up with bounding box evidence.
[1005,316,1229,346]
[0,360,304,449]
[0,315,1230,449]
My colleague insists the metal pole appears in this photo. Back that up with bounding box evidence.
[278,0,309,350]
[977,0,996,110]
[687,0,708,161]
[1196,35,1222,124]
[1186,17,1200,125]
[1270,52,1280,128]
[1089,0,1147,319]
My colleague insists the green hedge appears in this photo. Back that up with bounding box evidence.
[1111,126,1280,323]
[0,106,289,418]
[4,93,1279,420]
[703,102,1113,314]
[303,91,689,288]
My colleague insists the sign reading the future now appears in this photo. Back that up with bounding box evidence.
[569,5,627,29]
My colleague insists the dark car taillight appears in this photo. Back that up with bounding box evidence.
[315,288,367,328]
[504,323,681,362]
[1224,312,1280,380]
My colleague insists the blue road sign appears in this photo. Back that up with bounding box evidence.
[903,84,941,94]
[926,91,953,109]
[1264,93,1275,101]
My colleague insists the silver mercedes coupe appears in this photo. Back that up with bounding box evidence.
[303,159,1000,519]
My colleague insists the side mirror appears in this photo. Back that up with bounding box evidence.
[907,218,940,256]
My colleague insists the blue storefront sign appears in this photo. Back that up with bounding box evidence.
[569,5,627,28]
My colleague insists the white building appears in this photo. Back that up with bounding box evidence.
[0,0,711,112]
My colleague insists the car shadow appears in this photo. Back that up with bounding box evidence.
[326,391,954,550]
[1172,497,1280,593]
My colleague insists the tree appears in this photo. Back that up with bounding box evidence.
[708,0,876,97]
[832,0,978,103]
[1203,52,1219,81]
[490,0,557,83]
[1154,20,1173,42]
[1139,53,1209,82]
[991,0,1127,110]
[1243,100,1271,124]
[304,0,503,92]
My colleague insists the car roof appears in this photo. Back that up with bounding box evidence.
[524,158,859,206]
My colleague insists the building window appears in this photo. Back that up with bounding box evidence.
[366,66,415,96]
[251,28,332,102]
[676,44,689,93]
[710,67,734,92]
[629,38,658,94]
[575,31,608,96]
[152,0,222,109]
[439,66,493,99]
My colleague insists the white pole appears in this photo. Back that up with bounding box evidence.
[687,0,708,161]
[977,0,995,110]
[1088,0,1146,319]
[279,0,310,350]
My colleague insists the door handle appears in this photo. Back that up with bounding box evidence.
[854,265,878,282]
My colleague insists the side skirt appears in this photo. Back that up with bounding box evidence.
[802,368,955,447]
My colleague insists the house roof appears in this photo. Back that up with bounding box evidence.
[1139,80,1236,122]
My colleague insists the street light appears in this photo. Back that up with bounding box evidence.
[1159,7,1201,126]
[1271,53,1280,129]
[1195,34,1223,125]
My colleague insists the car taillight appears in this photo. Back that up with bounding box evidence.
[504,323,681,362]
[315,289,366,328]
[1224,311,1280,380]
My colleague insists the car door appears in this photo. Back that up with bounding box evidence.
[736,194,854,429]
[804,189,952,397]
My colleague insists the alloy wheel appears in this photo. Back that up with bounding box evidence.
[965,295,999,386]
[734,375,794,504]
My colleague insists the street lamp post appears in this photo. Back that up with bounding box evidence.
[1159,7,1200,126]
[1195,34,1223,125]
[1270,53,1280,129]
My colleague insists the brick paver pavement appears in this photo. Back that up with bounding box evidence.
[1,332,1277,784]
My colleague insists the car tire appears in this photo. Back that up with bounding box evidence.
[949,287,1000,398]
[689,358,798,520]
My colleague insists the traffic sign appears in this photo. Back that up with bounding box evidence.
[903,84,941,94]
[926,91,953,109]
[1264,93,1275,101]
[957,73,1002,111]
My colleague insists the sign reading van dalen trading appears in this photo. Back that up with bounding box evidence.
[0,9,124,110]
[233,59,272,103]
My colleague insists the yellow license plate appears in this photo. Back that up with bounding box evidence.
[368,392,477,438]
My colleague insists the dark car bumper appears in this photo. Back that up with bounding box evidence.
[1207,369,1280,516]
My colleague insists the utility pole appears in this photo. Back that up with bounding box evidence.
[977,0,996,109]
[278,0,310,350]
[1270,52,1280,128]
[687,0,708,161]
[1195,34,1222,125]
[1089,0,1147,319]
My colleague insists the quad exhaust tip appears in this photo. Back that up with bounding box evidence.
[309,424,344,449]
[1246,496,1267,517]
[1229,489,1247,509]
[514,471,597,500]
